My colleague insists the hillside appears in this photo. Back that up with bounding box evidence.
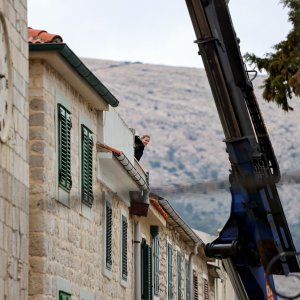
[83,58,300,249]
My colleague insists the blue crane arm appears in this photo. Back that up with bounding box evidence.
[184,0,300,299]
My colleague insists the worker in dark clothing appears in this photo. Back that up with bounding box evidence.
[134,134,150,161]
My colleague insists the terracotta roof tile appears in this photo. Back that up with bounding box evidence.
[150,198,169,220]
[28,27,63,44]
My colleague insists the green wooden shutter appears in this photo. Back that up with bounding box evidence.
[142,242,153,300]
[185,259,190,300]
[81,125,93,207]
[59,291,71,300]
[177,251,182,300]
[203,278,209,300]
[106,201,112,270]
[193,270,199,300]
[168,243,173,300]
[153,236,159,296]
[121,215,128,280]
[58,104,72,191]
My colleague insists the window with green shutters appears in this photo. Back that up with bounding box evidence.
[59,291,71,300]
[142,240,152,300]
[105,200,112,271]
[203,278,209,300]
[153,236,159,296]
[168,243,173,300]
[58,104,72,192]
[193,270,199,300]
[185,258,190,300]
[177,251,182,300]
[81,124,93,207]
[121,214,128,281]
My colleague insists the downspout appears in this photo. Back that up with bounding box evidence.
[142,171,150,203]
[134,219,141,300]
[189,242,200,298]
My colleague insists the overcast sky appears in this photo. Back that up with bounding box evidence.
[27,0,291,68]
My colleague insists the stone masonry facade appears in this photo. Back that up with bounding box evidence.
[0,2,231,299]
[29,60,134,300]
[28,56,220,300]
[149,221,215,300]
[0,0,29,299]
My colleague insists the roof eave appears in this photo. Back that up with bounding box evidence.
[158,198,204,245]
[29,43,119,109]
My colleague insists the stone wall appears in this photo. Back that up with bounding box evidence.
[139,217,215,300]
[0,0,29,299]
[29,60,134,299]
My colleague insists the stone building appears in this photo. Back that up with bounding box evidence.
[0,0,29,299]
[0,1,234,295]
[0,1,234,299]
[28,28,137,300]
[27,27,233,300]
[143,196,220,300]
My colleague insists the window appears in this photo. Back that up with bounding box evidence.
[153,236,159,296]
[168,243,173,300]
[58,104,72,192]
[81,124,93,207]
[177,251,182,300]
[142,240,152,300]
[59,291,71,300]
[121,214,128,281]
[105,200,112,271]
[185,259,190,300]
[193,270,198,300]
[203,278,209,300]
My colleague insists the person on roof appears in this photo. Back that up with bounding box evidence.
[134,134,150,161]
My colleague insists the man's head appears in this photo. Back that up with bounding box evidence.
[141,134,150,146]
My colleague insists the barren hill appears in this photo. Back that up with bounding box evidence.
[83,58,300,248]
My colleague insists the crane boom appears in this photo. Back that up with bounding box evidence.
[184,0,300,298]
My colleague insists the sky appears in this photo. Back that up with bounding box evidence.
[27,0,292,68]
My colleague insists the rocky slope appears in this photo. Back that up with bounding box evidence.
[83,58,300,249]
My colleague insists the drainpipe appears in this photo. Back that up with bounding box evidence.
[189,242,200,298]
[134,219,141,300]
[142,171,150,203]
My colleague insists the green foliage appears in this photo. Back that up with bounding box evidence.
[244,0,300,111]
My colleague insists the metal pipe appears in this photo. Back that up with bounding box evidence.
[205,240,240,258]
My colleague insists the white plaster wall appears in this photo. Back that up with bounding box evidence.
[99,107,134,162]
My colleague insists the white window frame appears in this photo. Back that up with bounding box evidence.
[56,277,72,299]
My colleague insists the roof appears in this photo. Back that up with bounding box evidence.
[28,28,119,108]
[149,198,169,220]
[193,229,217,244]
[28,28,63,43]
[157,196,204,245]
